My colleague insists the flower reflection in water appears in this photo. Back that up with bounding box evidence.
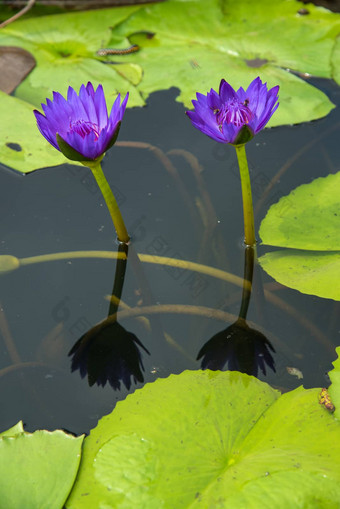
[69,320,150,390]
[197,247,276,377]
[69,244,150,390]
[197,317,275,377]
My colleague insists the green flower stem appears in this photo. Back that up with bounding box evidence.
[88,161,130,244]
[234,144,256,246]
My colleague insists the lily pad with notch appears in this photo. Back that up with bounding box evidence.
[66,369,340,508]
[258,172,340,300]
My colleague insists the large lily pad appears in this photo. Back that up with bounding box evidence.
[0,0,339,172]
[66,370,340,508]
[0,424,84,509]
[0,6,143,108]
[112,0,339,124]
[259,172,340,300]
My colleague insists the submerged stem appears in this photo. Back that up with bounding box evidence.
[238,246,255,320]
[88,161,130,244]
[109,243,128,316]
[234,144,255,246]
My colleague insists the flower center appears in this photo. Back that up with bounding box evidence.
[70,120,100,140]
[214,99,253,130]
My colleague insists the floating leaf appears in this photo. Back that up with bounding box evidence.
[331,35,340,85]
[0,91,77,173]
[0,46,35,93]
[0,6,144,108]
[259,173,340,251]
[0,0,339,171]
[0,420,24,438]
[0,426,84,509]
[259,172,340,300]
[259,250,340,301]
[329,346,340,421]
[110,0,338,124]
[66,370,340,508]
[0,0,338,118]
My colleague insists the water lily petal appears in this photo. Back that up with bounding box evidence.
[219,79,237,102]
[79,84,98,125]
[93,84,108,128]
[34,110,60,150]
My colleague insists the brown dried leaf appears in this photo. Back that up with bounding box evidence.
[0,46,35,93]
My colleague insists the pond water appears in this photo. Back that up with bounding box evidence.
[0,78,339,436]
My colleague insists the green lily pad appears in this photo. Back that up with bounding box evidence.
[259,172,340,251]
[329,346,340,421]
[330,35,340,85]
[0,90,75,172]
[111,0,339,125]
[66,370,340,508]
[259,172,340,300]
[1,6,144,109]
[0,0,338,172]
[0,420,24,438]
[0,425,84,509]
[259,250,340,301]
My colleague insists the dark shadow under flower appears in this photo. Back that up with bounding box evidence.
[69,319,150,390]
[197,318,275,377]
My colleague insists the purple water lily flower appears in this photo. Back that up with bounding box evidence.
[34,82,128,162]
[186,77,279,145]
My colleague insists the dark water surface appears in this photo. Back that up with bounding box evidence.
[0,80,339,435]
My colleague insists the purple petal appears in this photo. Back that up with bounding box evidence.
[69,90,90,123]
[245,77,263,97]
[245,78,263,114]
[219,79,237,102]
[188,117,227,143]
[118,93,129,121]
[93,84,108,128]
[109,93,122,124]
[67,86,77,103]
[222,122,239,144]
[207,88,222,109]
[41,97,72,137]
[186,110,202,124]
[79,84,98,125]
[256,100,279,132]
[63,129,101,160]
[96,127,112,155]
[34,110,60,150]
[195,92,209,106]
[187,106,222,138]
[254,86,279,132]
[108,92,128,129]
[85,82,95,98]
